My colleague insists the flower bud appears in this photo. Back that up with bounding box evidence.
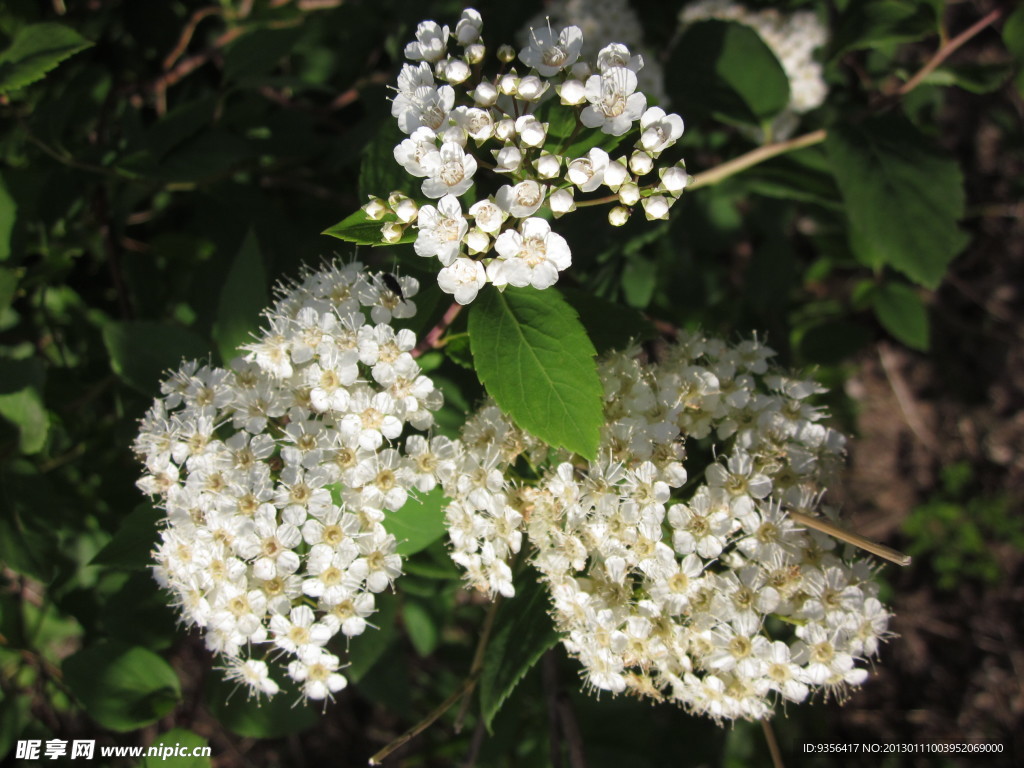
[517,75,548,101]
[381,221,404,243]
[629,151,654,176]
[608,206,630,227]
[363,196,388,220]
[495,118,516,142]
[659,166,688,195]
[516,115,547,148]
[456,9,483,44]
[498,72,519,96]
[393,197,419,223]
[472,81,498,106]
[466,229,490,254]
[570,62,591,80]
[443,59,471,84]
[641,195,671,221]
[618,182,641,205]
[549,188,576,217]
[534,152,562,179]
[603,159,629,191]
[493,145,522,172]
[465,43,485,64]
[557,79,586,106]
[497,44,516,63]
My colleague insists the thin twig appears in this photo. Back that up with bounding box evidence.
[897,8,1004,96]
[162,6,223,71]
[413,301,463,357]
[787,510,911,566]
[368,676,477,766]
[454,594,503,732]
[761,719,786,768]
[686,130,827,192]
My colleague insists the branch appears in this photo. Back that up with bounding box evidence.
[686,129,827,192]
[897,7,1004,96]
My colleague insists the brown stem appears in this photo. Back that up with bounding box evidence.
[761,719,786,768]
[897,8,1004,96]
[453,594,502,732]
[413,300,463,357]
[162,6,223,71]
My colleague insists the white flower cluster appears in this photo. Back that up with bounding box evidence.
[369,8,688,306]
[134,262,447,701]
[519,0,667,105]
[680,0,829,133]
[440,333,890,721]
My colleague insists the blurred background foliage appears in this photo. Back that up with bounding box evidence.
[1,0,1022,765]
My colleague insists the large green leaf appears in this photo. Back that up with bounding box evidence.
[384,486,448,556]
[322,208,416,247]
[0,358,48,454]
[0,23,93,95]
[667,20,790,125]
[141,729,211,768]
[346,590,398,683]
[63,643,181,732]
[478,574,559,733]
[206,677,317,738]
[102,321,211,393]
[831,0,938,57]
[468,286,603,460]
[1004,6,1024,96]
[0,174,15,262]
[826,113,967,288]
[212,230,269,365]
[90,504,163,571]
[358,119,420,200]
[873,281,930,350]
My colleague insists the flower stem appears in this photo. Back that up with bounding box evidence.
[454,593,503,732]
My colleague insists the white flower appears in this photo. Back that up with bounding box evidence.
[638,107,684,155]
[496,180,547,218]
[472,80,498,106]
[287,647,348,700]
[549,188,575,216]
[567,147,609,192]
[414,194,467,266]
[660,165,689,194]
[581,67,647,136]
[438,257,487,305]
[534,153,562,179]
[453,106,494,141]
[596,42,644,74]
[493,145,523,173]
[440,59,471,84]
[393,128,438,178]
[519,23,583,76]
[489,217,571,290]
[516,75,549,101]
[422,142,477,198]
[557,79,587,105]
[455,8,483,44]
[391,65,455,134]
[404,20,449,63]
[469,199,506,233]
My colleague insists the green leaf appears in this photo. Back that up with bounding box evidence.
[384,486,448,556]
[1004,6,1024,96]
[212,230,268,364]
[141,729,210,768]
[0,268,18,312]
[0,358,48,454]
[924,63,1013,94]
[795,319,873,365]
[826,113,967,288]
[63,642,181,732]
[0,174,15,262]
[831,0,938,57]
[560,288,654,354]
[90,504,163,570]
[736,147,843,209]
[358,119,420,200]
[102,321,211,393]
[873,281,930,350]
[206,678,317,738]
[402,600,438,657]
[0,23,93,95]
[478,574,559,732]
[346,591,398,683]
[469,286,603,460]
[321,208,416,247]
[668,20,790,124]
